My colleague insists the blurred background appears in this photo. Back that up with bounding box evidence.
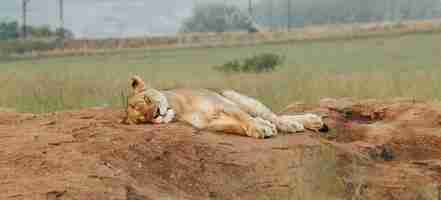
[1,0,441,113]
[2,0,441,39]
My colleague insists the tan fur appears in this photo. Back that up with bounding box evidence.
[123,76,326,139]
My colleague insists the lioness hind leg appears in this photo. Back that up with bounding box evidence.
[220,90,278,122]
[220,90,326,133]
[206,108,277,139]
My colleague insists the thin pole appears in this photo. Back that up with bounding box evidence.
[248,0,253,19]
[224,0,228,26]
[22,0,29,39]
[59,0,64,39]
[269,0,273,31]
[287,0,291,31]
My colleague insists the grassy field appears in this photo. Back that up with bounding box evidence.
[1,31,441,113]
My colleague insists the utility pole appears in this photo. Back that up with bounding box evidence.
[59,0,64,39]
[287,0,292,31]
[22,0,29,39]
[248,0,253,19]
[269,0,273,31]
[224,0,228,27]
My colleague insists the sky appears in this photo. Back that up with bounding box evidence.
[1,0,247,38]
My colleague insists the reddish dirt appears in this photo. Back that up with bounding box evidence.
[0,108,323,200]
[285,98,441,199]
[1,99,441,199]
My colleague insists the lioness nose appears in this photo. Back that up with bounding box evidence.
[319,124,329,133]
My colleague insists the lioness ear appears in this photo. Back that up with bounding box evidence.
[131,75,146,92]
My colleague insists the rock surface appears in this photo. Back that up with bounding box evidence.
[1,99,441,200]
[287,98,441,199]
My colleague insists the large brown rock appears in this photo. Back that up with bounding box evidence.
[2,98,441,200]
[0,108,335,200]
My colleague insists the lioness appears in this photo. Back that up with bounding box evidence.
[123,76,328,139]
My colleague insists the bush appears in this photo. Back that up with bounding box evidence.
[214,53,285,74]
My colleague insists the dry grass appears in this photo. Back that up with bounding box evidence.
[285,145,345,200]
[253,144,346,200]
[2,70,441,113]
[1,31,441,113]
[54,18,441,55]
[1,28,440,200]
[410,184,440,200]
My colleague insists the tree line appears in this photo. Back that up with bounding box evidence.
[0,20,74,40]
[181,0,441,32]
[254,0,441,28]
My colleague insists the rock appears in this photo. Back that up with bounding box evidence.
[2,99,441,200]
[0,108,330,200]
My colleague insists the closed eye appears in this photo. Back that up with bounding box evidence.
[144,96,152,104]
[128,103,137,109]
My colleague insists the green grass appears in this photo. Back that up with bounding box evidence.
[1,31,441,113]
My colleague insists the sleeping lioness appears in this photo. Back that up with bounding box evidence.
[123,76,328,139]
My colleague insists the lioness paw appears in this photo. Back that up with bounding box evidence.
[276,115,305,133]
[276,114,325,133]
[250,117,278,139]
[152,109,176,124]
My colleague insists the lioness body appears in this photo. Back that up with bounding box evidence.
[124,76,326,139]
[163,88,238,128]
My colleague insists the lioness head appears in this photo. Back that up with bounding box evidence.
[122,76,159,124]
